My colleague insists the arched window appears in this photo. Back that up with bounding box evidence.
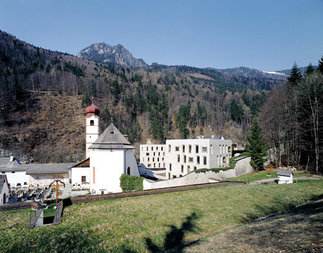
[90,120,94,126]
[127,167,130,175]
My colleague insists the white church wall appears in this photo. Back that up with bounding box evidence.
[71,167,91,185]
[90,149,124,194]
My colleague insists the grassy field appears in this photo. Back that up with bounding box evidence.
[185,198,323,252]
[0,180,322,252]
[227,170,318,183]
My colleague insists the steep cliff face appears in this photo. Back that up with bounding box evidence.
[78,43,147,68]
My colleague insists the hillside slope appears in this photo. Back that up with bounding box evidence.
[0,30,268,162]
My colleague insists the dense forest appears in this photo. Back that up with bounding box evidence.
[259,61,323,173]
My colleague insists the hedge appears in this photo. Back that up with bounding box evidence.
[120,174,143,192]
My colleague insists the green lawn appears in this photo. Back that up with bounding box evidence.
[227,170,318,183]
[1,180,322,252]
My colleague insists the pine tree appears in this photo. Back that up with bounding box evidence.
[246,119,267,170]
[318,56,323,74]
[305,63,315,75]
[288,63,302,86]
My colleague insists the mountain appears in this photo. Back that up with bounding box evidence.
[0,29,273,163]
[78,43,147,68]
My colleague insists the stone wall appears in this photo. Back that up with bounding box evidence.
[143,156,253,190]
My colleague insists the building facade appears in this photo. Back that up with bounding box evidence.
[165,137,232,178]
[89,123,140,194]
[139,144,166,169]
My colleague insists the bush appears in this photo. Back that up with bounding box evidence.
[120,174,143,192]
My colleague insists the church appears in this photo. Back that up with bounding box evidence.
[71,101,140,194]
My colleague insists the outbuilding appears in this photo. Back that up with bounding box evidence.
[277,170,293,184]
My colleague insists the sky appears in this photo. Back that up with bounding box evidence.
[0,0,322,71]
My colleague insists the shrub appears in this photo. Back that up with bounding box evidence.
[120,174,143,192]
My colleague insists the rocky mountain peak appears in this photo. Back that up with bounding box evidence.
[78,42,147,68]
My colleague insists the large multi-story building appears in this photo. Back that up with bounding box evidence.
[139,144,166,169]
[139,136,232,179]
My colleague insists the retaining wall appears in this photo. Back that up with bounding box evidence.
[144,156,253,190]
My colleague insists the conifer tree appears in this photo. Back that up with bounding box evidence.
[246,119,267,170]
[288,63,302,86]
[305,63,315,75]
[318,56,323,74]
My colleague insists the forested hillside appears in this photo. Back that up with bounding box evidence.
[0,30,269,162]
[259,61,323,173]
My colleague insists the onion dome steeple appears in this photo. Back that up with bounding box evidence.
[85,98,100,116]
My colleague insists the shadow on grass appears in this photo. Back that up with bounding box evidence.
[124,212,199,253]
[240,193,323,223]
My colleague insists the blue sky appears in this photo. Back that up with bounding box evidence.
[0,0,322,70]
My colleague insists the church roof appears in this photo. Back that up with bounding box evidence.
[89,123,134,150]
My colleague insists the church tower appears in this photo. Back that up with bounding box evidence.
[85,99,100,158]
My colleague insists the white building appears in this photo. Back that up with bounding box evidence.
[139,143,166,169]
[89,123,140,194]
[165,136,232,179]
[0,175,9,204]
[0,156,29,187]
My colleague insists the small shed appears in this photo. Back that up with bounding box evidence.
[277,170,293,184]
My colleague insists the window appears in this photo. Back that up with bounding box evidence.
[182,145,185,153]
[168,173,171,179]
[81,176,86,183]
[188,157,193,162]
[184,155,187,163]
[161,147,164,151]
[202,147,207,152]
[148,164,151,167]
[158,163,160,167]
[146,146,148,151]
[162,157,164,161]
[211,145,213,155]
[90,120,94,126]
[195,145,199,153]
[187,165,190,172]
[127,167,130,175]
[175,146,179,151]
[157,157,160,162]
[173,175,177,179]
[168,145,171,152]
[203,156,207,165]
[148,157,150,162]
[163,163,165,167]
[223,157,226,163]
[153,152,155,156]
[181,165,184,173]
[169,163,172,171]
[194,166,197,170]
[197,156,200,164]
[156,146,159,150]
[228,146,231,153]
[177,155,180,162]
[163,152,165,156]
[189,145,192,153]
[153,157,155,162]
[158,152,160,156]
[151,147,153,151]
[146,152,149,156]
[154,163,156,167]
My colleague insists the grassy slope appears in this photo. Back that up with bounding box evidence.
[1,180,322,252]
